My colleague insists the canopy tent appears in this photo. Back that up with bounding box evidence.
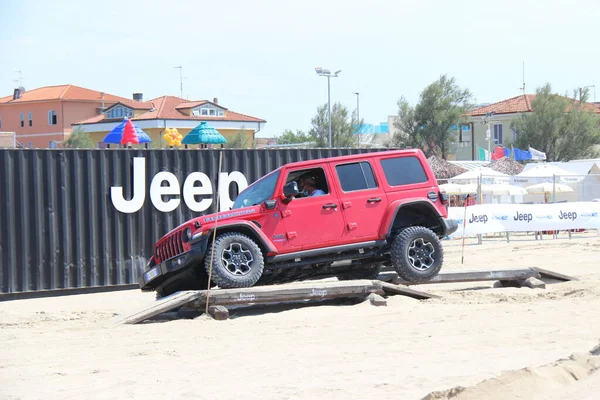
[102,118,152,145]
[512,163,584,185]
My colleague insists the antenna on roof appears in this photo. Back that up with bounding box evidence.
[174,66,187,99]
[13,69,24,87]
[519,61,525,94]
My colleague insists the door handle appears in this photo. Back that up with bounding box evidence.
[367,197,382,203]
[322,203,338,209]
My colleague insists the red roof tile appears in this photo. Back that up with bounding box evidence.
[468,94,600,116]
[0,84,134,104]
[74,95,266,125]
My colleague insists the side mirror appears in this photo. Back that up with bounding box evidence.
[283,181,300,198]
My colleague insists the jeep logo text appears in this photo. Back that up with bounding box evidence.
[513,211,533,222]
[558,210,577,220]
[468,214,488,224]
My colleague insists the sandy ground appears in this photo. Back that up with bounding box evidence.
[1,232,600,400]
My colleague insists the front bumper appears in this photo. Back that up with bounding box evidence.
[138,235,209,291]
[441,217,459,236]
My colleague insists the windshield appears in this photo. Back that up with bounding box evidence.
[231,169,281,209]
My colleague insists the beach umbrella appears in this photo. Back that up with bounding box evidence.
[438,183,464,194]
[427,156,467,180]
[103,118,151,145]
[525,182,574,194]
[182,121,227,145]
[448,167,510,185]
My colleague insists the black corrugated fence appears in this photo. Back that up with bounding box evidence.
[0,148,388,294]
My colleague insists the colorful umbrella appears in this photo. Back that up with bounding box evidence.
[103,118,152,144]
[182,122,227,145]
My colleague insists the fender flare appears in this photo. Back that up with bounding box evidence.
[379,199,443,237]
[206,221,278,255]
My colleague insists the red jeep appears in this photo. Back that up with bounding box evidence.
[139,149,458,297]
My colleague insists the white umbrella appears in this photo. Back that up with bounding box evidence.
[458,183,528,195]
[449,167,510,185]
[513,163,584,185]
[525,182,574,194]
[438,183,464,194]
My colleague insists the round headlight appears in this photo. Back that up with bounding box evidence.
[182,228,192,243]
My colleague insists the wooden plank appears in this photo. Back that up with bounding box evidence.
[194,280,383,308]
[520,277,546,289]
[366,293,388,306]
[117,290,201,325]
[393,269,540,286]
[531,267,579,282]
[378,281,440,300]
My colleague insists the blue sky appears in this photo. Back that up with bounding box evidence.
[1,0,598,137]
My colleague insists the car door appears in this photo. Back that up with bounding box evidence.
[278,164,346,250]
[331,158,388,240]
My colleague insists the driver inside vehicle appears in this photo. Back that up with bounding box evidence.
[302,177,325,197]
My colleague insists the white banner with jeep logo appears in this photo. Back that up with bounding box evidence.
[447,202,600,237]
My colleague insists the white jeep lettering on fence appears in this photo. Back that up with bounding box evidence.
[110,157,249,213]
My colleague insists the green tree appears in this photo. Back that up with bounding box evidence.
[511,84,600,161]
[223,126,252,149]
[309,102,362,147]
[277,129,310,144]
[63,126,94,148]
[391,75,472,158]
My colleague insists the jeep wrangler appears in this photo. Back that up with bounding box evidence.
[139,149,458,298]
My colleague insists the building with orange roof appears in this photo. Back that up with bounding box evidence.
[74,94,266,147]
[454,94,600,161]
[0,85,138,148]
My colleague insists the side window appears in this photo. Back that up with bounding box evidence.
[380,156,428,186]
[285,167,329,198]
[336,161,378,192]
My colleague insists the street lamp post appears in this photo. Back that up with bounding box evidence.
[353,92,360,146]
[315,67,341,148]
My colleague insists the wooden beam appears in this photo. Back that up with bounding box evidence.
[392,269,540,286]
[531,267,578,282]
[117,290,202,325]
[194,280,384,308]
[378,281,440,300]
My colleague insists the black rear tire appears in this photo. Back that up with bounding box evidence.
[205,232,265,289]
[391,226,443,283]
[336,262,383,281]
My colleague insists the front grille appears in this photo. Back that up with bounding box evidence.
[155,232,184,263]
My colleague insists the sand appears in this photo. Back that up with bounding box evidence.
[1,232,600,400]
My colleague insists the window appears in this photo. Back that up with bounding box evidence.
[48,110,57,125]
[493,124,503,145]
[380,156,428,186]
[218,110,224,117]
[231,170,280,209]
[285,167,329,198]
[105,105,133,119]
[201,109,208,116]
[336,161,378,192]
[459,124,471,143]
[28,112,32,127]
[209,109,216,116]
[20,112,24,127]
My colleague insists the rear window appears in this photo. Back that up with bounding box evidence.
[336,161,378,192]
[380,156,428,186]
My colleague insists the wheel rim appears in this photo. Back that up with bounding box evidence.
[407,238,435,271]
[220,242,254,276]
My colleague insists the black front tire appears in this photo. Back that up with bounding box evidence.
[204,232,265,289]
[391,226,443,283]
[155,268,210,299]
[336,262,383,281]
